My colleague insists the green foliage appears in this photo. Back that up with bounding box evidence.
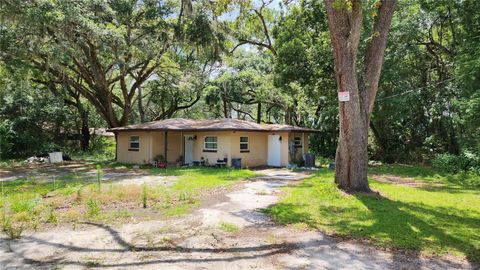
[2,217,24,239]
[46,207,58,224]
[152,167,258,192]
[219,222,239,233]
[267,168,480,261]
[86,198,101,218]
[432,152,480,174]
[10,196,40,213]
[273,2,337,157]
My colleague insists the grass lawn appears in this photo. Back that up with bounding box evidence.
[265,166,480,262]
[1,166,257,238]
[150,167,258,191]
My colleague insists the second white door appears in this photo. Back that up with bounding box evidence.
[184,135,194,165]
[267,135,281,167]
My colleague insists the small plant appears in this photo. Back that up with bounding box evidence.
[142,184,148,208]
[46,207,58,224]
[96,165,103,190]
[3,219,24,239]
[86,198,100,218]
[178,191,196,204]
[76,188,82,202]
[219,222,239,233]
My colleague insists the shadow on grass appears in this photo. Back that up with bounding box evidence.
[355,194,479,263]
[262,203,318,229]
[368,165,480,189]
[266,189,479,263]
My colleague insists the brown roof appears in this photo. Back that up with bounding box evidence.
[108,118,317,133]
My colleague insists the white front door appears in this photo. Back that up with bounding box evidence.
[267,135,282,167]
[184,135,194,165]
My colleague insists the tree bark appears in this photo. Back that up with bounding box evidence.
[324,0,396,192]
[138,86,146,123]
[78,103,90,151]
[257,102,262,123]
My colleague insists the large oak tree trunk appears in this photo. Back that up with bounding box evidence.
[334,54,370,192]
[324,0,396,192]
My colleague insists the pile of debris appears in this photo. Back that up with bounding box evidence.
[24,152,72,164]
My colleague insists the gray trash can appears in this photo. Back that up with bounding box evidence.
[231,158,242,169]
[303,153,315,167]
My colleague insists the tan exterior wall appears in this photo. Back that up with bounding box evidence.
[228,131,268,168]
[117,131,184,164]
[117,131,152,164]
[116,130,310,167]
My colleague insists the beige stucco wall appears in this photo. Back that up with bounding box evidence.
[116,130,310,167]
[116,131,152,164]
[117,131,183,164]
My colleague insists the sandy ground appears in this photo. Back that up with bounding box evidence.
[0,169,475,269]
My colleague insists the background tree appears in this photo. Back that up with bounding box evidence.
[0,0,221,128]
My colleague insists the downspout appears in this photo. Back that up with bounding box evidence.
[114,132,118,161]
[164,131,168,163]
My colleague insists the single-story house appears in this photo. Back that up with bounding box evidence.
[108,118,317,168]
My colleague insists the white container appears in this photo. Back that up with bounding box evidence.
[49,152,63,163]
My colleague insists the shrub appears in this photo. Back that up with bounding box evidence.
[86,199,100,218]
[46,207,58,224]
[432,151,480,173]
[10,196,41,213]
[3,219,24,239]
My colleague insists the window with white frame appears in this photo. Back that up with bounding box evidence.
[204,136,218,152]
[240,137,249,152]
[293,136,302,148]
[129,136,140,151]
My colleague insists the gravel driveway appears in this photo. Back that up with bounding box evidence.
[0,169,472,269]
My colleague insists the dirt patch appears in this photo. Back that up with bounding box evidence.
[0,161,151,184]
[371,174,444,188]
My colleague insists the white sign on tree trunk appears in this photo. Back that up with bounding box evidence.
[338,91,350,102]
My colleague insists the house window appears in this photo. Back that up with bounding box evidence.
[294,136,302,148]
[203,136,218,152]
[129,136,140,151]
[240,137,249,152]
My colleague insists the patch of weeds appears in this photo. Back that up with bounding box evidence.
[265,233,279,244]
[112,209,132,219]
[219,222,239,233]
[96,165,103,190]
[291,222,310,231]
[62,208,82,223]
[162,203,195,217]
[255,190,269,195]
[76,188,82,203]
[159,236,174,246]
[142,184,148,208]
[86,198,101,218]
[2,212,26,239]
[46,207,58,224]
[81,255,104,267]
[178,191,196,204]
[10,196,41,213]
[3,220,24,239]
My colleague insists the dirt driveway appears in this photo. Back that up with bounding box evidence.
[0,169,472,269]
